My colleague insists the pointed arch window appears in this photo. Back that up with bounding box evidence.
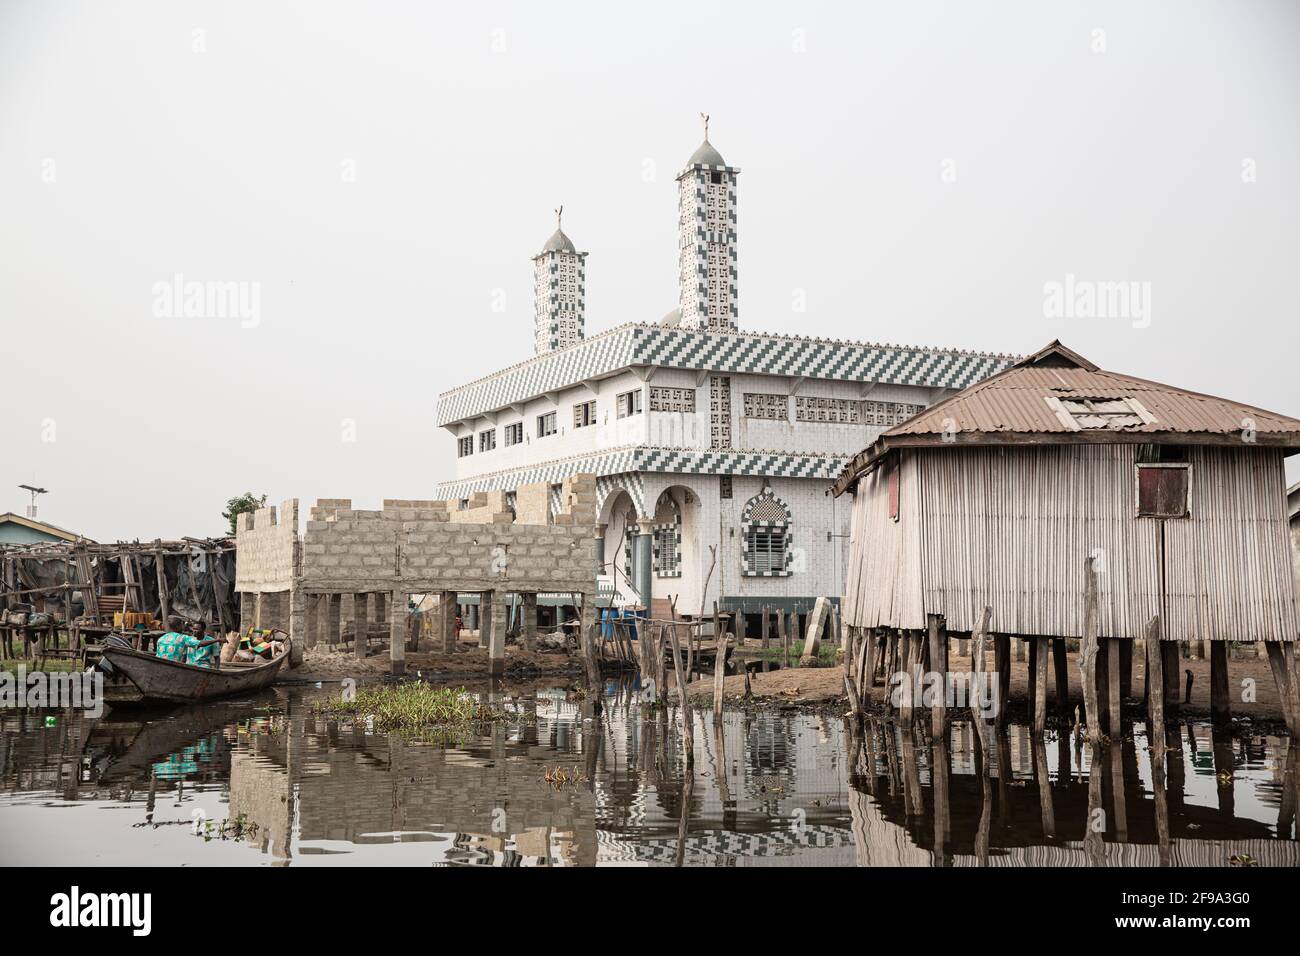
[741,487,792,577]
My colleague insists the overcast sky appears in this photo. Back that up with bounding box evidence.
[2,0,1297,541]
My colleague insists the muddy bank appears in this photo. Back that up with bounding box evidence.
[686,646,1292,727]
[285,642,582,684]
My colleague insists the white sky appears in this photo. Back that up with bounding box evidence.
[2,0,1297,541]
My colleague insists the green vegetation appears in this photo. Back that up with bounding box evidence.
[313,683,512,732]
[222,491,268,536]
[751,640,838,668]
[0,658,81,673]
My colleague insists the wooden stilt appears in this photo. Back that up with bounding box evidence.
[1027,637,1038,716]
[1033,636,1049,733]
[969,607,992,756]
[1210,640,1231,728]
[1107,637,1122,735]
[1119,638,1133,699]
[927,614,947,736]
[1144,616,1165,763]
[898,631,914,724]
[1078,555,1101,743]
[1053,637,1069,717]
[1265,641,1299,737]
[1162,642,1180,711]
[994,632,1011,727]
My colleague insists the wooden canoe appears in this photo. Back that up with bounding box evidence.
[102,640,291,705]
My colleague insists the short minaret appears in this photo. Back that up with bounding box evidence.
[533,206,587,355]
[677,114,739,332]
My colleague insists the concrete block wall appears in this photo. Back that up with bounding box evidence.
[298,476,599,596]
[234,499,299,593]
[515,482,552,526]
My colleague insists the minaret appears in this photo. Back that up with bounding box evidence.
[677,114,738,332]
[533,206,587,355]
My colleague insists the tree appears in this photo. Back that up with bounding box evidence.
[223,492,267,536]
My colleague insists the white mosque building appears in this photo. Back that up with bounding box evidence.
[436,121,1014,629]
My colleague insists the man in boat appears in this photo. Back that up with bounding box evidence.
[183,621,224,669]
[154,617,223,669]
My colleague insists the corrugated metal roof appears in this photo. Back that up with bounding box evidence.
[833,340,1300,495]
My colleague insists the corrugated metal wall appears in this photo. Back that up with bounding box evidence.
[842,444,1298,641]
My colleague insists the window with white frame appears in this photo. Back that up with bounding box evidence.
[504,422,523,446]
[574,400,597,428]
[457,436,473,458]
[616,389,643,418]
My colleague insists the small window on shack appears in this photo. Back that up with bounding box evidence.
[1059,397,1146,429]
[1136,445,1189,518]
[886,455,900,522]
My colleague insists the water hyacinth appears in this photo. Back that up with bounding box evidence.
[314,683,508,731]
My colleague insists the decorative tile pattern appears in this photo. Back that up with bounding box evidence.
[436,448,845,513]
[436,323,1015,426]
[744,392,788,420]
[710,375,732,448]
[794,396,859,424]
[648,385,696,413]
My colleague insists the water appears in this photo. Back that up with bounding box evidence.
[0,682,1295,866]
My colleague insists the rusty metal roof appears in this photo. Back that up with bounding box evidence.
[832,341,1300,495]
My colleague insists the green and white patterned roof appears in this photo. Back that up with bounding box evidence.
[436,322,1016,426]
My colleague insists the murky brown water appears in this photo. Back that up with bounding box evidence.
[0,681,1296,866]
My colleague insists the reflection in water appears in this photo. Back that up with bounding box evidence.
[0,681,1296,866]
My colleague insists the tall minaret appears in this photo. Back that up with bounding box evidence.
[677,114,738,332]
[533,206,587,355]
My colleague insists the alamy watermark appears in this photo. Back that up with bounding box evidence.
[0,666,103,718]
[1043,273,1151,329]
[888,669,999,717]
[151,273,261,328]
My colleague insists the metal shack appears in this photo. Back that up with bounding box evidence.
[831,340,1300,734]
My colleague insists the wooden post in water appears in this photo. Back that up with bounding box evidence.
[1119,639,1133,699]
[1264,641,1299,737]
[1210,640,1231,728]
[970,607,992,757]
[1053,638,1069,718]
[927,614,947,737]
[1107,637,1122,734]
[1027,638,1038,716]
[1144,615,1165,764]
[761,605,770,649]
[711,601,726,724]
[898,631,914,724]
[994,632,1011,728]
[1078,555,1101,743]
[666,598,693,763]
[1161,642,1180,711]
[1033,636,1049,734]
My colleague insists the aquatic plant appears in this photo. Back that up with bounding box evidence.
[314,683,508,731]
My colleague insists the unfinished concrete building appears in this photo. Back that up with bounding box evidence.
[234,475,599,675]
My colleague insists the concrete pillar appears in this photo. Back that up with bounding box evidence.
[595,524,607,570]
[440,591,457,653]
[327,594,341,649]
[306,594,322,650]
[390,589,405,676]
[486,591,506,677]
[522,592,538,652]
[353,592,369,659]
[477,592,489,648]
[288,587,306,667]
[634,522,654,611]
[373,592,388,631]
[254,592,264,629]
[239,592,255,632]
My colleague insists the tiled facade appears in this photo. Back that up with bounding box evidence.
[434,127,1015,617]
